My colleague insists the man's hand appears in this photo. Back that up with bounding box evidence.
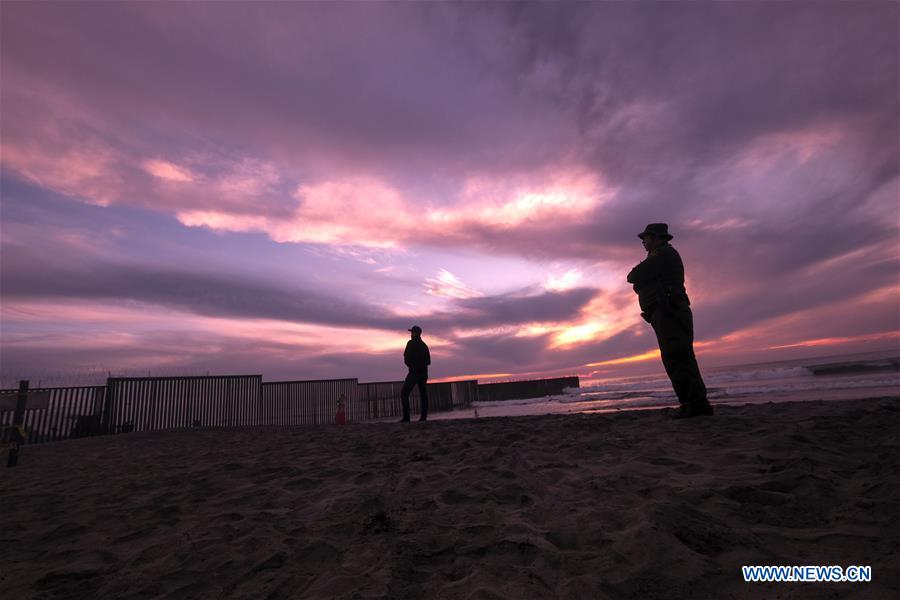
[626,265,640,284]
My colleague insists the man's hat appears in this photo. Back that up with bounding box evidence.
[408,325,422,334]
[637,223,673,241]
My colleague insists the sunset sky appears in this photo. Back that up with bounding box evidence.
[1,2,898,386]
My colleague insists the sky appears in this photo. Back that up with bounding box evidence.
[1,1,898,386]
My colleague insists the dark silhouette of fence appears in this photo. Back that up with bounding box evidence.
[1,375,576,445]
[261,378,359,425]
[0,385,106,443]
[357,380,478,420]
[476,376,580,402]
[104,375,263,432]
[358,380,415,419]
[0,375,481,445]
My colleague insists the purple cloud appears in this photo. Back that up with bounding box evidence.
[1,2,897,382]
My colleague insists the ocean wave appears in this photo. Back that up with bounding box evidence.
[715,376,900,397]
[706,366,813,383]
[807,358,900,376]
[578,366,815,395]
[570,389,677,402]
[472,395,581,408]
[485,375,899,410]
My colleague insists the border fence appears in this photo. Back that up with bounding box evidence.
[104,375,263,433]
[261,379,359,425]
[0,374,576,446]
[0,385,106,444]
[475,376,580,402]
[357,380,478,420]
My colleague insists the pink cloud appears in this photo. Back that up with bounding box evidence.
[176,167,610,251]
[691,118,876,227]
[424,269,483,299]
[436,169,610,229]
[0,297,412,361]
[549,292,639,349]
[544,268,583,292]
[2,1,896,381]
[1,136,123,207]
[141,158,195,182]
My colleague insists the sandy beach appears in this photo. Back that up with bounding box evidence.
[2,397,899,600]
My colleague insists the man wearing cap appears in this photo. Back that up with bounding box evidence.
[627,223,713,418]
[400,325,431,422]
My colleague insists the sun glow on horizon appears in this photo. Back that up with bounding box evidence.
[767,331,899,350]
[586,349,661,367]
[552,321,612,348]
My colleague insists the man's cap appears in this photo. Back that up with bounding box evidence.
[408,325,422,334]
[637,223,673,241]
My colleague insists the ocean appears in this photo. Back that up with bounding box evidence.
[455,349,900,420]
[4,349,898,425]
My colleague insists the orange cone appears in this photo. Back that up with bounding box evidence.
[335,399,347,425]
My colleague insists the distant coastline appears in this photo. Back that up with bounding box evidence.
[806,356,900,376]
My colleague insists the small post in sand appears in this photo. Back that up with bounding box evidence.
[6,380,29,467]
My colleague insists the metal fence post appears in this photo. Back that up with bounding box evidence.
[7,380,29,467]
[101,378,115,434]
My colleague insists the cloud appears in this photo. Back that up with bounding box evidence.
[448,287,598,330]
[1,133,123,207]
[424,269,483,299]
[1,2,897,381]
[0,243,402,332]
[172,167,610,254]
[142,159,195,182]
[1,238,610,381]
[1,237,601,337]
[544,268,582,292]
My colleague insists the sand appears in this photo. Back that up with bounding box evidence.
[2,398,899,600]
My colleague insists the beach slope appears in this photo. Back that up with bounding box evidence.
[2,398,898,599]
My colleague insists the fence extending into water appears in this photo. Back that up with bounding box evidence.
[357,380,478,420]
[475,376,580,402]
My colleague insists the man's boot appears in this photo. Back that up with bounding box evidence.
[670,402,714,419]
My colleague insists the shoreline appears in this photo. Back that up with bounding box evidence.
[2,397,899,599]
[448,388,900,422]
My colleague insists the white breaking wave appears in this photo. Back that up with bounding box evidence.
[461,352,900,419]
[706,366,813,383]
[473,396,580,408]
[574,375,899,403]
[470,370,898,417]
[716,376,900,397]
[577,365,815,396]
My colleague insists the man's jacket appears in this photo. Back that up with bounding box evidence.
[404,338,431,375]
[626,243,691,319]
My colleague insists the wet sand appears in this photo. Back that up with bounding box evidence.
[2,397,899,599]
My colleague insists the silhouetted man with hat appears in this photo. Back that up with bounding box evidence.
[400,325,430,422]
[627,224,713,418]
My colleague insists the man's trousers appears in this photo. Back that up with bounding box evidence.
[650,307,708,408]
[400,372,429,420]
